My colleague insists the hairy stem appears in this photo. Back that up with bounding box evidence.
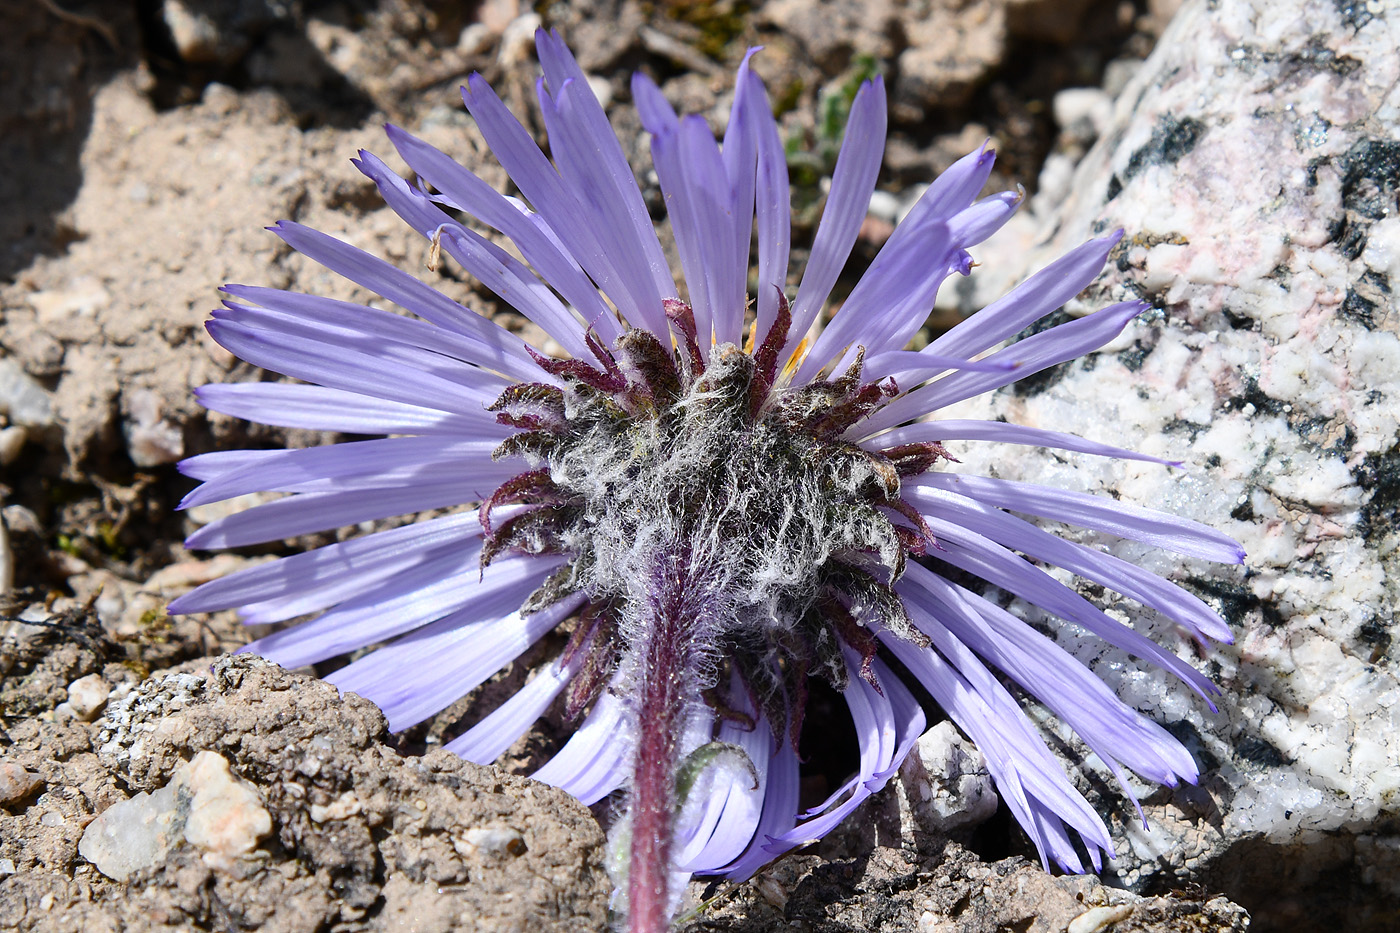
[627,546,709,933]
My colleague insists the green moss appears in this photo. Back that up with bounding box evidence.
[785,54,886,212]
[816,54,882,162]
[661,0,752,61]
[772,77,804,117]
[137,606,172,646]
[95,521,126,558]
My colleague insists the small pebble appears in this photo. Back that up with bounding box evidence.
[309,791,361,823]
[0,762,40,805]
[755,873,789,910]
[1052,87,1112,139]
[79,751,270,880]
[476,0,519,34]
[1,504,40,535]
[586,74,613,110]
[124,388,184,467]
[1067,904,1134,933]
[182,751,273,868]
[0,359,53,428]
[457,826,525,858]
[497,12,541,66]
[66,674,112,721]
[0,425,25,467]
[867,189,902,224]
[458,23,493,55]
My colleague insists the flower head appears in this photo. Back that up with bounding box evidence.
[171,30,1242,932]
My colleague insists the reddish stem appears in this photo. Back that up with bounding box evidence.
[627,549,706,933]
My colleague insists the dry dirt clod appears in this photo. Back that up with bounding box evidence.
[36,655,612,932]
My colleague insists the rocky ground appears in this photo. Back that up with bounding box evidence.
[1,0,1396,930]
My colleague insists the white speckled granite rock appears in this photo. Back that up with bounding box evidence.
[897,721,999,834]
[939,0,1400,925]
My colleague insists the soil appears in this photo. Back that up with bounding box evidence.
[0,653,610,931]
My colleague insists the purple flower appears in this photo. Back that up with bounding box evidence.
[171,31,1242,932]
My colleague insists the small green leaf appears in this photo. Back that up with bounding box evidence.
[674,741,758,811]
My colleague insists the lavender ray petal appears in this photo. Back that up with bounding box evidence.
[880,631,1115,869]
[222,285,514,391]
[913,472,1245,564]
[444,655,580,764]
[460,75,632,319]
[177,448,283,482]
[538,76,669,336]
[793,649,884,821]
[242,535,485,632]
[203,319,499,418]
[631,70,681,134]
[193,383,503,436]
[433,224,596,359]
[906,484,1234,643]
[382,127,618,340]
[678,688,770,872]
[634,79,714,343]
[680,115,745,346]
[184,474,512,550]
[783,78,887,374]
[182,446,516,514]
[947,190,1022,248]
[168,512,483,616]
[748,70,790,343]
[862,418,1179,467]
[269,222,539,382]
[355,151,596,361]
[720,730,799,880]
[909,511,1219,701]
[814,145,1002,375]
[210,304,508,400]
[1029,795,1098,873]
[718,49,760,348]
[179,436,501,509]
[867,659,926,787]
[534,80,652,330]
[672,704,732,869]
[499,197,626,346]
[923,233,1122,363]
[840,647,896,788]
[862,348,1022,382]
[899,143,997,230]
[798,218,955,379]
[327,587,580,732]
[900,563,1200,785]
[535,29,674,324]
[231,532,479,628]
[765,785,873,856]
[532,685,630,805]
[243,544,482,654]
[858,300,1147,435]
[251,553,562,669]
[773,649,900,848]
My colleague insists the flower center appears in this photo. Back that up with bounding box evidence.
[480,299,949,727]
